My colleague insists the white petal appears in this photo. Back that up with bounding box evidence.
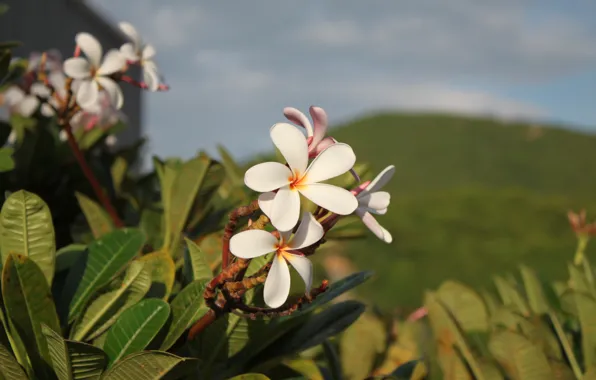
[76,80,99,110]
[41,103,55,117]
[288,212,324,250]
[3,87,25,105]
[244,162,292,192]
[18,96,39,117]
[75,32,102,67]
[6,130,16,144]
[366,165,396,193]
[283,107,313,137]
[105,135,117,146]
[118,22,141,47]
[304,143,356,184]
[357,191,390,211]
[263,254,291,308]
[299,183,358,215]
[142,44,156,60]
[229,230,277,259]
[63,58,92,79]
[357,209,392,243]
[270,186,301,232]
[96,77,123,109]
[97,49,125,76]
[270,123,309,175]
[258,192,276,220]
[142,62,160,91]
[59,129,68,141]
[119,43,139,61]
[284,253,313,293]
[49,72,66,93]
[30,83,51,98]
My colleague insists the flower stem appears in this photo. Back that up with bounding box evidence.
[187,309,218,341]
[63,123,124,228]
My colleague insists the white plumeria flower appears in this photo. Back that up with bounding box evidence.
[3,83,48,117]
[230,212,323,308]
[283,106,337,158]
[63,33,126,111]
[28,49,63,72]
[245,122,358,232]
[355,165,395,243]
[40,71,69,117]
[105,134,117,147]
[118,22,160,92]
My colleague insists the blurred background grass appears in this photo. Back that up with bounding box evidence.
[254,112,596,310]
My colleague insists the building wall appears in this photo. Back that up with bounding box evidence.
[1,0,142,147]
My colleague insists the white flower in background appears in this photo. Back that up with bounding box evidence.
[284,106,337,157]
[245,122,358,231]
[355,165,395,243]
[105,134,117,147]
[118,22,160,91]
[3,83,49,117]
[63,33,126,111]
[230,212,323,308]
[40,71,69,117]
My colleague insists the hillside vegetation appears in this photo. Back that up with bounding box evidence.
[255,113,596,309]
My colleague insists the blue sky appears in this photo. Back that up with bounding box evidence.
[87,0,596,162]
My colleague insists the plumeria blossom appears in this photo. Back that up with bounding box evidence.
[63,33,126,111]
[352,165,395,243]
[28,49,63,72]
[3,83,50,117]
[118,22,160,92]
[283,106,336,158]
[230,212,323,308]
[245,122,358,231]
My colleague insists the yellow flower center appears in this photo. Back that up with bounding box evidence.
[288,170,308,191]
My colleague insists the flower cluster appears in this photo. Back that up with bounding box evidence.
[229,107,395,308]
[0,22,164,146]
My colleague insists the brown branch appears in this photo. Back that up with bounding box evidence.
[221,200,259,270]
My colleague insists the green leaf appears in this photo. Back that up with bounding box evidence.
[217,145,244,186]
[70,261,151,341]
[41,324,107,380]
[2,254,61,379]
[519,265,549,315]
[101,351,197,379]
[489,330,554,379]
[0,4,9,16]
[568,264,596,369]
[75,192,114,239]
[165,155,210,252]
[160,280,208,351]
[257,301,366,363]
[183,237,212,282]
[0,308,30,377]
[226,375,270,380]
[66,228,145,322]
[0,190,56,286]
[0,41,20,49]
[56,244,86,273]
[0,343,27,380]
[110,157,128,195]
[0,147,14,172]
[340,313,386,380]
[104,299,170,365]
[436,280,489,332]
[138,250,175,300]
[281,358,325,379]
[493,275,530,316]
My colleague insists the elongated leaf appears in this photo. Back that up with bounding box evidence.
[101,351,197,379]
[104,299,170,365]
[0,190,56,285]
[568,264,596,369]
[66,228,145,322]
[75,192,114,239]
[110,157,127,195]
[160,280,208,351]
[340,313,386,380]
[489,330,554,379]
[217,145,243,186]
[226,375,270,380]
[56,244,86,273]
[138,250,175,300]
[282,358,324,380]
[437,280,489,332]
[493,275,530,316]
[41,324,107,380]
[71,261,151,341]
[520,265,549,315]
[2,254,60,379]
[166,155,210,251]
[0,147,14,172]
[0,308,30,377]
[0,343,27,380]
[183,237,212,282]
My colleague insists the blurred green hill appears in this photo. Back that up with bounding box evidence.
[253,113,596,309]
